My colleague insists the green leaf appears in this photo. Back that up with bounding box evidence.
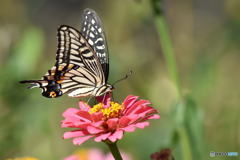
[184,97,204,160]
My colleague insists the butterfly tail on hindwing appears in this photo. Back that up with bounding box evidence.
[20,80,43,89]
[19,79,63,98]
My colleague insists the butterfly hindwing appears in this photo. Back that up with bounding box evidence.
[81,8,109,81]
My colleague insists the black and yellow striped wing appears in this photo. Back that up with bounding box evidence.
[56,25,106,97]
[20,25,111,98]
[56,25,105,83]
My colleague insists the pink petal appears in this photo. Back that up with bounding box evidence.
[63,130,86,139]
[62,120,90,128]
[105,154,115,160]
[77,111,92,121]
[148,114,160,119]
[75,111,92,122]
[88,149,105,160]
[61,121,74,128]
[79,101,90,111]
[141,113,160,121]
[91,112,103,121]
[120,115,146,127]
[121,125,136,132]
[107,118,118,129]
[135,122,149,129]
[134,105,156,115]
[134,109,157,119]
[94,132,111,142]
[123,95,139,109]
[73,135,93,145]
[91,121,104,127]
[62,108,79,117]
[108,130,123,142]
[87,126,103,134]
[119,116,131,128]
[125,100,150,115]
[128,114,140,120]
[74,122,91,129]
[64,155,79,160]
[61,116,82,127]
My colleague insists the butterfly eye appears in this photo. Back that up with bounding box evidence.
[110,85,114,90]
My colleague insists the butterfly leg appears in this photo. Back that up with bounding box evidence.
[111,92,114,101]
[102,93,107,103]
[87,96,93,104]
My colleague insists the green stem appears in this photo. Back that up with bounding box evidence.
[105,141,123,160]
[151,0,181,98]
[178,126,193,160]
[151,1,193,160]
[155,17,181,96]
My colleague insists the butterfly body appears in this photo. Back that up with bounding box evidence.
[20,9,113,98]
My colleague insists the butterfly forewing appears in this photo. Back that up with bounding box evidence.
[81,8,109,81]
[20,9,113,98]
[56,25,106,97]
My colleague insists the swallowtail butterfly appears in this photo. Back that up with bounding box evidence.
[20,8,114,98]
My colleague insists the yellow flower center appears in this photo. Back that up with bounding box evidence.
[74,149,88,160]
[89,102,123,118]
[5,158,38,160]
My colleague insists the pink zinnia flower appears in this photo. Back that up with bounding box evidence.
[64,148,132,160]
[61,95,160,145]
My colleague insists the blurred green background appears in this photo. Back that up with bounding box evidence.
[0,0,239,160]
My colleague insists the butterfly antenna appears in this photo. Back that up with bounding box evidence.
[112,70,133,86]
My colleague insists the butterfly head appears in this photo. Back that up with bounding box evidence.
[106,84,114,92]
[94,84,114,97]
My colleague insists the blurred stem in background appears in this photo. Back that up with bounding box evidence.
[150,0,197,160]
[151,0,181,98]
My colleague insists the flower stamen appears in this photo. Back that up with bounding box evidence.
[89,103,104,114]
[89,102,123,118]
